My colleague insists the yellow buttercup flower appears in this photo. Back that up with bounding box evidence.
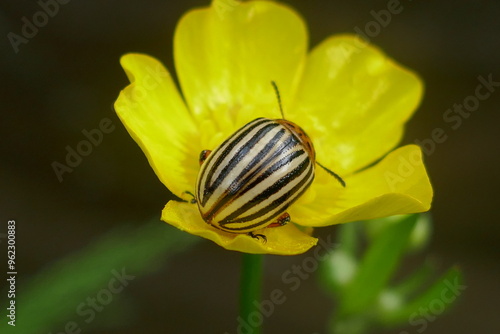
[114,0,432,255]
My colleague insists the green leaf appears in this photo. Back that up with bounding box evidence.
[376,262,435,321]
[380,266,464,325]
[390,260,434,299]
[0,220,199,334]
[339,214,418,315]
[365,214,432,254]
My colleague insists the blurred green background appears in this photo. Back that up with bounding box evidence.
[1,0,499,333]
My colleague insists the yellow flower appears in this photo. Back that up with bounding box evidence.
[114,0,432,255]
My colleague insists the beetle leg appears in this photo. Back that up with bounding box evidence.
[267,212,290,228]
[247,213,290,242]
[199,150,212,165]
[183,191,197,204]
[248,232,267,243]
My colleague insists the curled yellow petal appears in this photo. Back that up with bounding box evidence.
[291,145,433,227]
[114,54,199,198]
[291,34,424,175]
[162,201,318,255]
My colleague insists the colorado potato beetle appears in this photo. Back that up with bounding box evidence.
[193,82,345,242]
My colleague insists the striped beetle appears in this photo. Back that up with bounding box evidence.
[192,82,345,242]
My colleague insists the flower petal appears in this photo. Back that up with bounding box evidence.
[290,34,424,174]
[174,0,308,136]
[114,54,199,198]
[290,145,433,227]
[162,201,318,255]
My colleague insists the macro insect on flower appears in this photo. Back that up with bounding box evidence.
[114,0,433,255]
[194,82,346,242]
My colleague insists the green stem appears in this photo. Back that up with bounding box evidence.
[240,253,264,334]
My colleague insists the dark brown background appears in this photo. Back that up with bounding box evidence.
[1,0,499,333]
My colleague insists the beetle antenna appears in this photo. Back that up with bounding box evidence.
[316,161,346,187]
[271,81,285,119]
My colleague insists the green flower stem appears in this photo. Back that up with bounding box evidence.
[240,253,264,334]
